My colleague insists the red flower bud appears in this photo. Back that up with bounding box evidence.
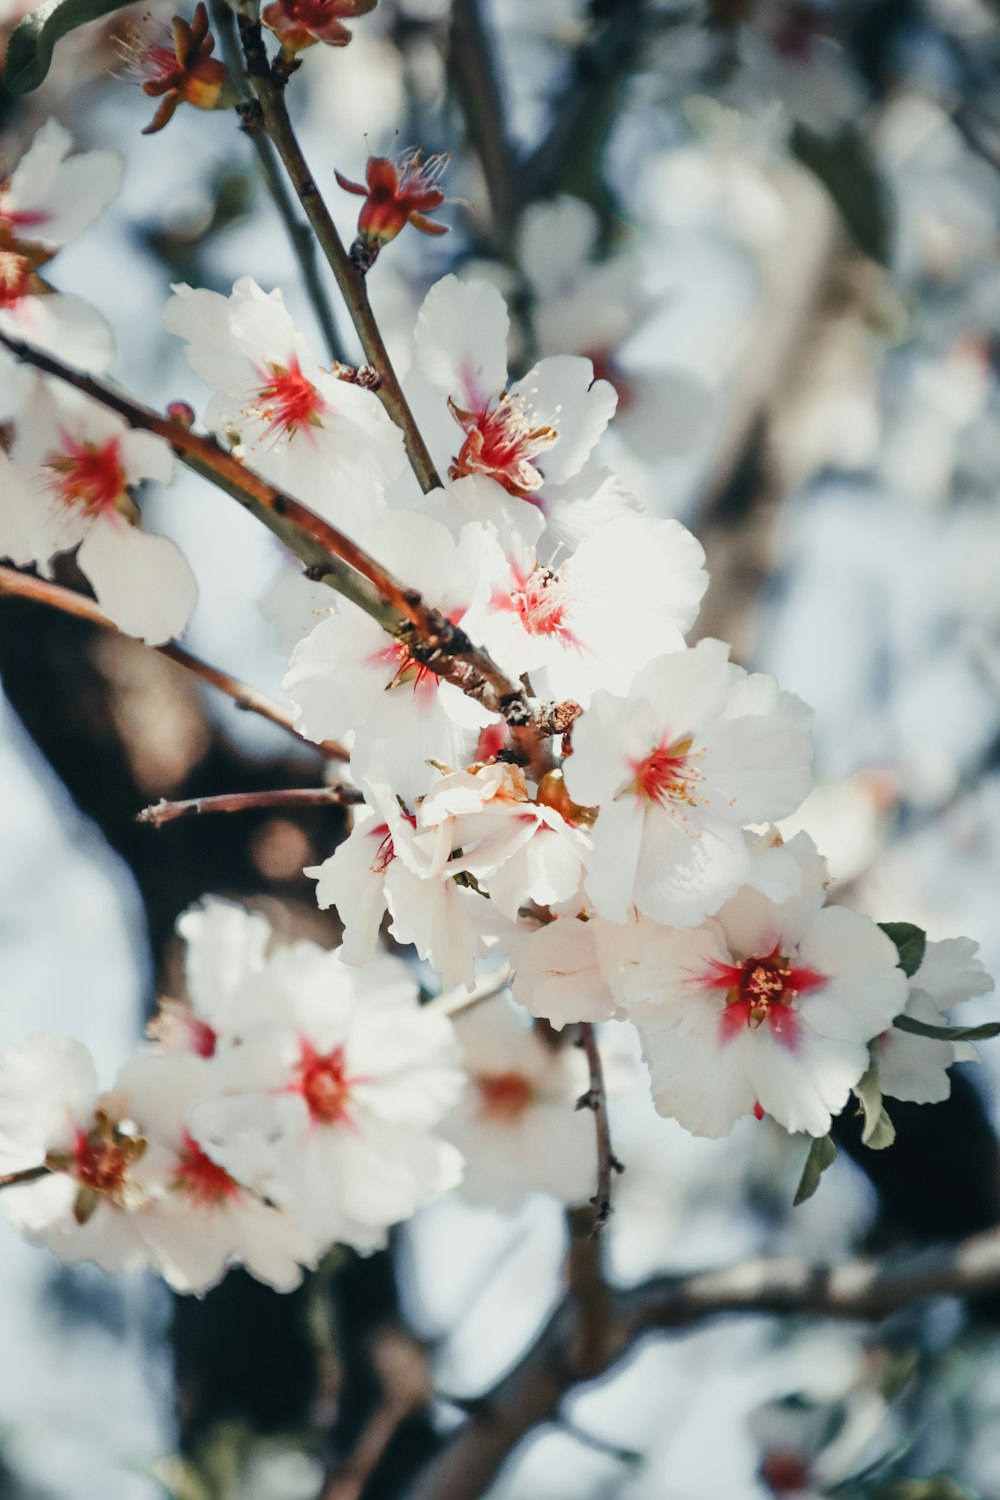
[260,0,376,54]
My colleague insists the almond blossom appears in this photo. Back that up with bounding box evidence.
[1,379,196,643]
[187,940,465,1247]
[283,509,499,800]
[878,936,993,1105]
[615,837,908,1138]
[405,274,626,549]
[440,997,601,1211]
[563,638,814,927]
[336,148,449,263]
[148,897,274,1057]
[163,275,405,531]
[125,2,234,135]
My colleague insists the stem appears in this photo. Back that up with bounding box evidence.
[0,1165,49,1190]
[236,18,443,494]
[209,0,346,362]
[449,0,519,241]
[0,566,347,759]
[576,1023,623,1231]
[137,785,362,825]
[0,331,531,725]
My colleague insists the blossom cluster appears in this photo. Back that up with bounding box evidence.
[0,117,995,1295]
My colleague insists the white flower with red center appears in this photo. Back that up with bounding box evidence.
[0,120,123,255]
[0,121,120,372]
[507,915,623,1028]
[307,783,507,989]
[563,638,814,927]
[0,1034,165,1275]
[187,943,465,1248]
[406,274,626,544]
[477,508,708,705]
[439,997,602,1211]
[2,380,196,643]
[113,1054,317,1293]
[878,937,993,1105]
[615,839,907,1137]
[283,509,499,801]
[163,276,405,530]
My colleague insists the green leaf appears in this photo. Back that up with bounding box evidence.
[854,1054,896,1150]
[791,123,895,265]
[4,0,134,93]
[878,922,927,979]
[793,1133,837,1206]
[893,1014,1000,1044]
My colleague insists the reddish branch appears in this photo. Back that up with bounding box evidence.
[0,565,348,758]
[137,785,362,826]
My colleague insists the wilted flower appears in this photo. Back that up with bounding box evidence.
[127,2,234,136]
[336,149,449,267]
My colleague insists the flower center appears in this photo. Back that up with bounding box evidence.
[626,735,699,807]
[173,1131,241,1206]
[147,999,218,1057]
[448,391,557,498]
[294,1041,356,1125]
[477,1071,535,1121]
[46,434,127,515]
[46,1111,148,1224]
[247,356,325,443]
[495,567,577,640]
[699,949,827,1048]
[0,249,33,307]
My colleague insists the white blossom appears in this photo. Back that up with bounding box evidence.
[879,936,993,1105]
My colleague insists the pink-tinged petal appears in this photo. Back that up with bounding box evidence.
[413,274,509,406]
[508,355,617,486]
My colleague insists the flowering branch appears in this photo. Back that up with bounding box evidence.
[0,331,539,733]
[235,14,443,494]
[207,0,346,363]
[576,1022,623,1231]
[136,786,362,825]
[410,1224,1000,1500]
[0,564,347,759]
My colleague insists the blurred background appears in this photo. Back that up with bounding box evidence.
[3,0,1000,1495]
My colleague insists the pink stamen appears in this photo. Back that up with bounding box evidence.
[249,356,325,441]
[46,433,126,515]
[628,735,698,808]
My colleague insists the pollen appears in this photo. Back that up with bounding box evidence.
[627,735,700,808]
[47,1110,148,1223]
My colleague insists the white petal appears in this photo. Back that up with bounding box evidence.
[77,518,197,643]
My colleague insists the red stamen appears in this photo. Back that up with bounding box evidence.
[73,1129,130,1196]
[46,433,126,515]
[629,735,698,808]
[250,356,325,441]
[697,947,827,1049]
[173,1131,240,1205]
[293,1041,358,1125]
[448,392,557,498]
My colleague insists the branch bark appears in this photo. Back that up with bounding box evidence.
[448,0,519,241]
[576,1022,623,1230]
[408,1224,1000,1500]
[136,786,362,825]
[0,565,347,759]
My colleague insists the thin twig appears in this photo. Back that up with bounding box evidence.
[0,1165,49,1190]
[0,566,347,759]
[427,962,513,1017]
[137,785,362,826]
[237,17,442,495]
[575,1022,623,1232]
[408,1224,1000,1500]
[208,0,346,362]
[318,1328,432,1500]
[448,0,519,241]
[0,331,534,731]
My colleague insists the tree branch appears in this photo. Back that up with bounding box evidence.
[0,1166,49,1191]
[318,1328,433,1500]
[576,1022,623,1231]
[208,0,347,363]
[448,0,520,241]
[0,331,538,736]
[408,1224,1000,1500]
[0,565,347,759]
[237,17,442,495]
[136,785,362,826]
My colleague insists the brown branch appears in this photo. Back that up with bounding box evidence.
[137,785,362,826]
[318,1328,433,1500]
[0,1165,49,1190]
[409,1224,1000,1500]
[0,331,537,736]
[448,0,520,241]
[575,1022,623,1231]
[0,566,347,760]
[237,18,442,495]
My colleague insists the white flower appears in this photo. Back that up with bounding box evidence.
[508,916,623,1028]
[148,897,274,1055]
[163,276,405,532]
[563,638,814,927]
[283,509,498,801]
[878,936,993,1105]
[440,997,599,1211]
[0,253,115,371]
[188,941,465,1248]
[115,1054,317,1294]
[3,379,196,643]
[406,274,628,548]
[475,507,708,705]
[0,119,123,253]
[616,839,908,1138]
